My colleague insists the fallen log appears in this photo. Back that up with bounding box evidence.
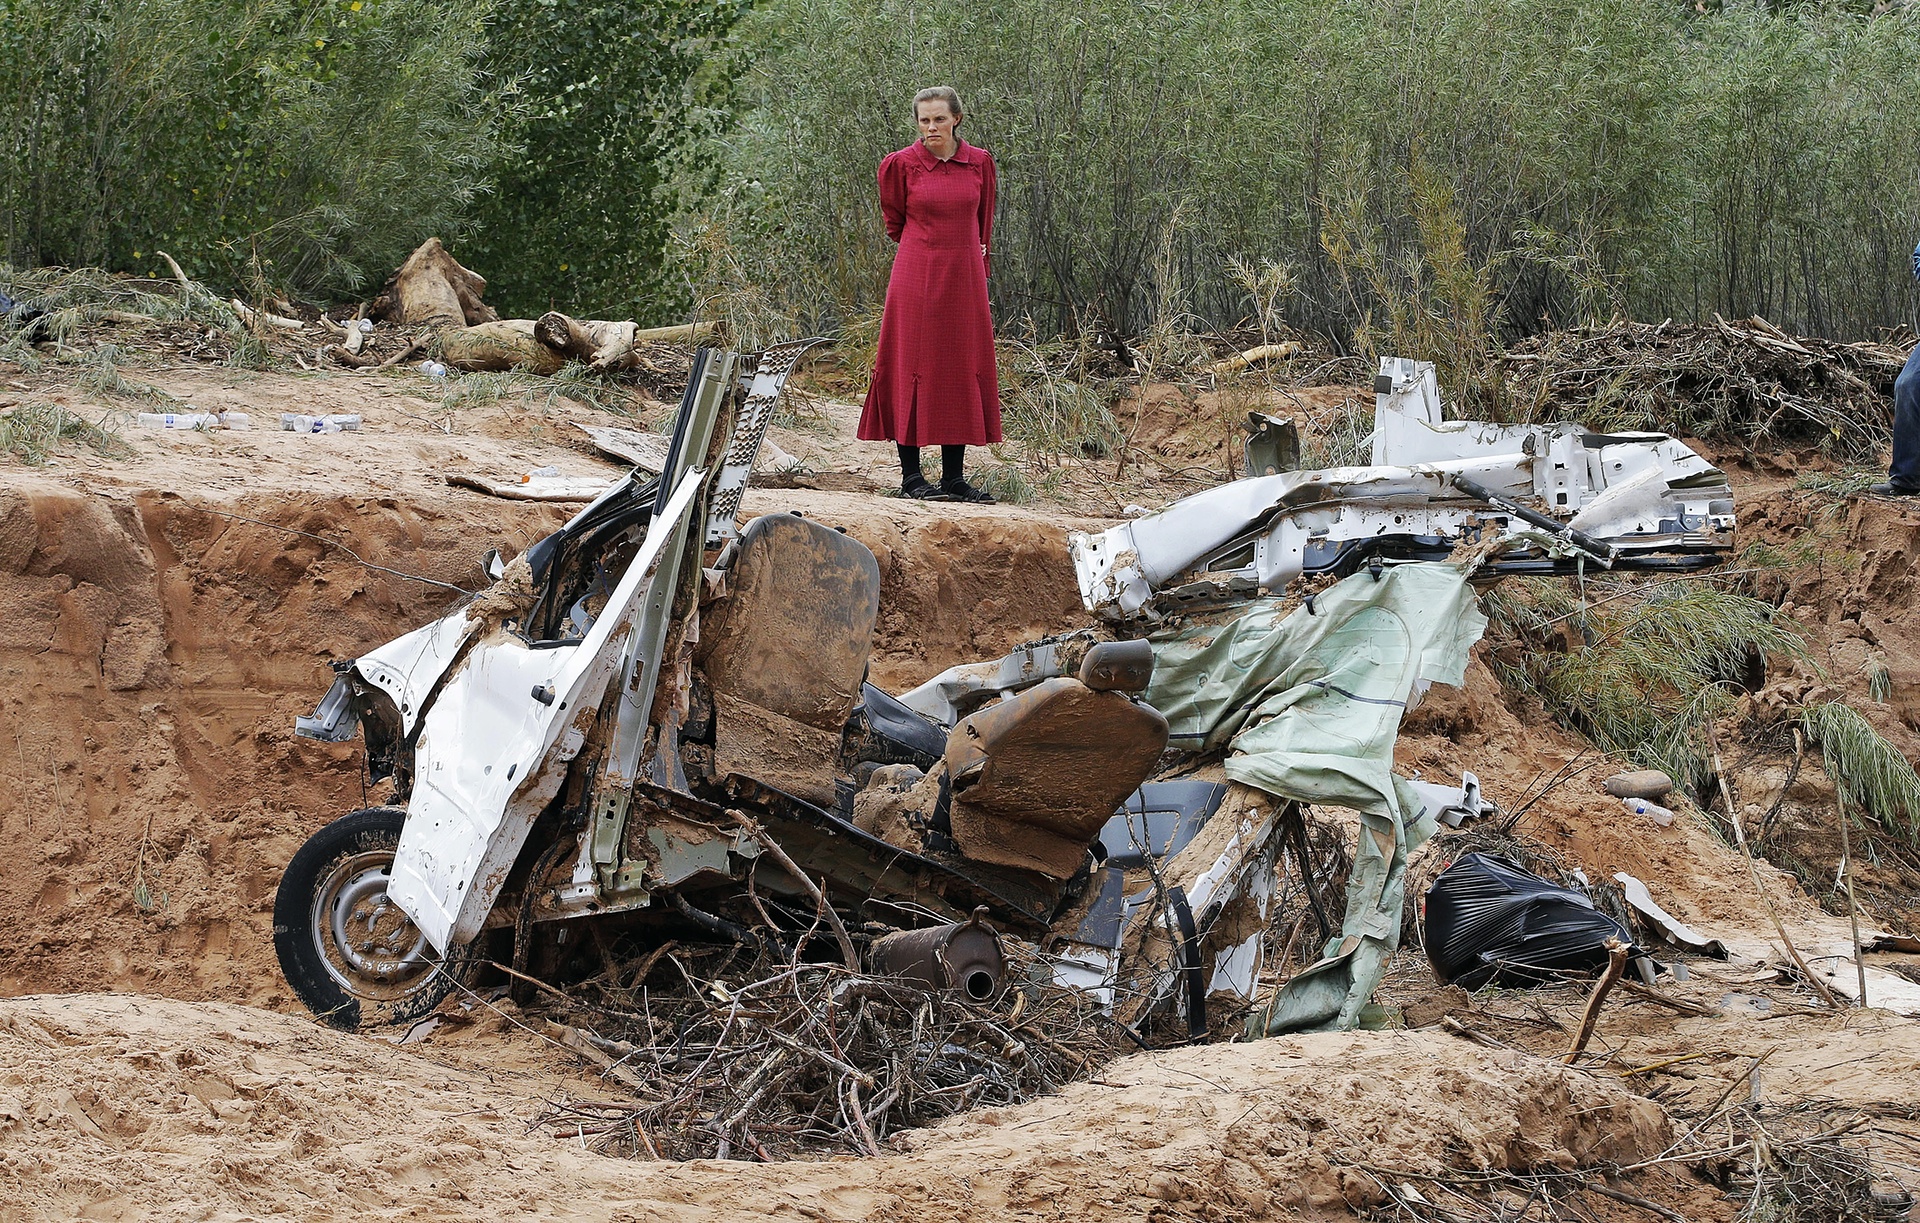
[440,319,566,375]
[1209,341,1303,375]
[440,315,719,373]
[376,238,721,373]
[231,298,303,330]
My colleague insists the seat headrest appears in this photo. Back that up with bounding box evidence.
[1077,640,1154,693]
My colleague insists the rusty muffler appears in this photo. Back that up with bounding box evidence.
[867,907,1005,1001]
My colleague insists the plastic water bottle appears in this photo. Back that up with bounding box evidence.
[522,465,560,482]
[418,360,448,379]
[1621,796,1674,827]
[218,412,251,430]
[356,318,374,334]
[280,413,362,433]
[137,411,221,430]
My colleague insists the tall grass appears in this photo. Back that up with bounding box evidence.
[709,0,1920,346]
[1800,701,1920,849]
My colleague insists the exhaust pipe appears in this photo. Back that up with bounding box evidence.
[868,907,1005,1001]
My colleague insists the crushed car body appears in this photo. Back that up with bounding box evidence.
[276,352,1735,1036]
[1071,356,1736,621]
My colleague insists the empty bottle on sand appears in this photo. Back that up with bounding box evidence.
[280,413,362,433]
[1620,796,1675,827]
[138,411,222,429]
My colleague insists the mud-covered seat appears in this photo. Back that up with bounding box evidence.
[943,642,1169,877]
[695,512,881,802]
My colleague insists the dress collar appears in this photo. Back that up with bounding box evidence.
[909,138,981,169]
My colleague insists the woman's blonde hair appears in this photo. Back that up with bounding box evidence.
[913,86,963,121]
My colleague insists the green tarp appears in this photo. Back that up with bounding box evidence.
[1142,561,1487,1034]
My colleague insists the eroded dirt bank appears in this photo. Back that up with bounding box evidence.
[0,472,1088,1004]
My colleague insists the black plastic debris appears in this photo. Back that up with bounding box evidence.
[1423,852,1641,989]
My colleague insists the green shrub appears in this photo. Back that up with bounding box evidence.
[0,400,131,464]
[0,0,512,298]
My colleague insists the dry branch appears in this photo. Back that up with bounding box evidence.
[1500,316,1906,460]
[1562,938,1629,1063]
[1709,729,1841,1009]
[530,945,1115,1163]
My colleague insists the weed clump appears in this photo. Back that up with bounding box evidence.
[1800,701,1920,848]
[1,401,133,465]
[1485,576,1809,797]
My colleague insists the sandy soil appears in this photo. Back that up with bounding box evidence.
[3,352,1918,1220]
[0,992,1671,1222]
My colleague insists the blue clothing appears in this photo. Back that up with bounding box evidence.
[1891,243,1920,491]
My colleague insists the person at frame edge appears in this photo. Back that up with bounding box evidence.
[1874,240,1920,496]
[857,85,1002,504]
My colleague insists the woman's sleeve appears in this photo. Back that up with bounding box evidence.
[879,154,907,243]
[979,153,997,256]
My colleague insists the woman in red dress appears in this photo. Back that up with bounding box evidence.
[858,86,1002,503]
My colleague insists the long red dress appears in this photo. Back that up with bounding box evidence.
[859,139,1003,446]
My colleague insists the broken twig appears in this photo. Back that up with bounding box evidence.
[1563,937,1629,1063]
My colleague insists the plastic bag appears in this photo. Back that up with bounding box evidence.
[1423,852,1639,988]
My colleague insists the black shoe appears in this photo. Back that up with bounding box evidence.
[941,478,997,503]
[901,473,955,501]
[1868,481,1920,496]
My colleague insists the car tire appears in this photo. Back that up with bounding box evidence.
[273,806,474,1030]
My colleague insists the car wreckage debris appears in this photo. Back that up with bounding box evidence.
[868,907,1007,1000]
[277,347,1740,1098]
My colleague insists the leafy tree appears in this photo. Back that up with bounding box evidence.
[0,0,512,296]
[465,0,752,320]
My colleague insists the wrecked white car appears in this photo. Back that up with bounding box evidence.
[275,353,1735,1037]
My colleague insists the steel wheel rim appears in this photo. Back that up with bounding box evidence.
[309,848,436,1002]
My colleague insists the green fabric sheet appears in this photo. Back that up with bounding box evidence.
[1141,561,1486,1034]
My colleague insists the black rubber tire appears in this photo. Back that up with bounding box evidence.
[272,806,473,1030]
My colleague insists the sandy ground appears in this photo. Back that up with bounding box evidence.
[0,993,1671,1222]
[3,354,1919,1220]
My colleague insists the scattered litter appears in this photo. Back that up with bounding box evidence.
[418,360,448,379]
[1614,871,1728,957]
[281,413,362,433]
[137,410,250,430]
[521,465,560,482]
[1423,853,1643,989]
[1605,769,1674,801]
[1621,795,1675,826]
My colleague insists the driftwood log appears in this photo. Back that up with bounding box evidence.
[370,238,718,374]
